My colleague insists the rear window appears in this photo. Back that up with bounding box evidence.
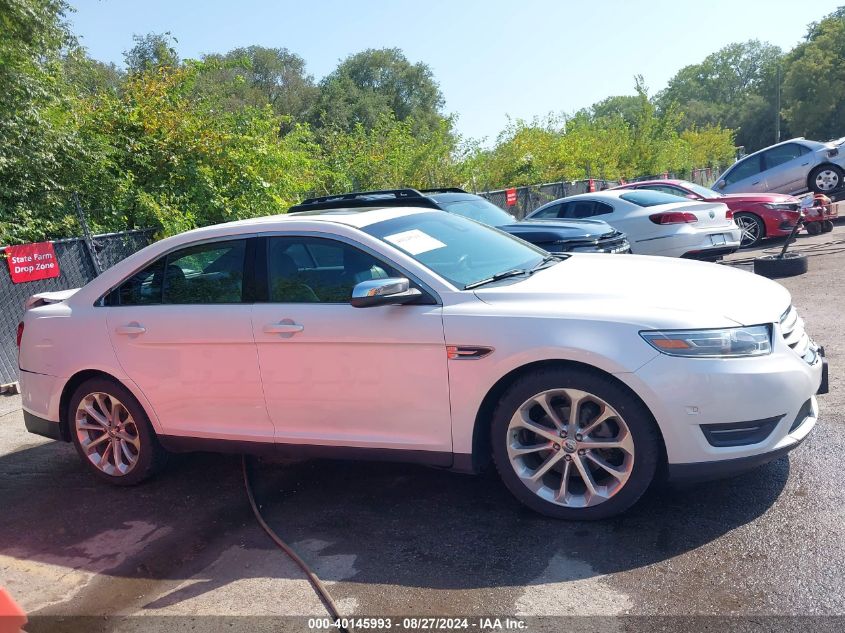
[619,191,686,207]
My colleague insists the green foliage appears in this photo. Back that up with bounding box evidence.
[5,1,840,246]
[658,40,783,152]
[310,48,445,134]
[782,7,845,140]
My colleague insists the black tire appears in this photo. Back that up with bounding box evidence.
[734,212,765,248]
[808,164,844,194]
[805,221,823,236]
[491,367,661,521]
[753,252,808,278]
[68,377,167,485]
[822,220,834,233]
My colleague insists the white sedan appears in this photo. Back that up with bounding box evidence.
[18,207,826,520]
[526,190,742,260]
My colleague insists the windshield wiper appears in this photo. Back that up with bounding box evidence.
[464,268,529,290]
[530,253,568,272]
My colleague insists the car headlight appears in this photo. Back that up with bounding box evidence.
[640,325,772,357]
[764,203,798,211]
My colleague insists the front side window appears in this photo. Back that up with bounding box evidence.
[362,211,545,289]
[562,200,615,218]
[267,237,400,303]
[724,156,763,184]
[530,203,563,219]
[111,239,246,305]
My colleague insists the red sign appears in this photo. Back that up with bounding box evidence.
[5,242,61,283]
[505,188,518,206]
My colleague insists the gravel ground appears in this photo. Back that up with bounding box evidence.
[1,221,843,632]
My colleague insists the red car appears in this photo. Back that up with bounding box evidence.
[613,179,802,247]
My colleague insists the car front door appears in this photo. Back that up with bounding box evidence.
[760,143,813,194]
[105,237,274,440]
[718,155,766,193]
[251,234,452,458]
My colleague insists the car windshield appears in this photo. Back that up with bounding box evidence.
[619,191,687,207]
[681,181,722,198]
[362,212,546,289]
[437,197,515,227]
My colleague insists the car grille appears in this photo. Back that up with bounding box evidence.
[568,231,631,254]
[780,305,816,364]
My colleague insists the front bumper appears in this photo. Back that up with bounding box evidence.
[620,333,825,475]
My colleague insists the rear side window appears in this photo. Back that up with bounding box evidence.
[762,143,811,170]
[619,191,687,207]
[109,240,247,305]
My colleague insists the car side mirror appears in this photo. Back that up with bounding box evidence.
[351,277,422,308]
[715,180,726,189]
[685,193,700,200]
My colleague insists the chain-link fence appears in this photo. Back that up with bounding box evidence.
[479,170,723,217]
[479,179,619,219]
[0,229,155,385]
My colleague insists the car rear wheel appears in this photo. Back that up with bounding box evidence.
[734,212,765,248]
[69,377,167,485]
[809,165,844,193]
[491,368,660,520]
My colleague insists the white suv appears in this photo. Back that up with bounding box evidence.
[18,207,828,520]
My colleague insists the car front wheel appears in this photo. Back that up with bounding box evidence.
[69,377,167,485]
[734,212,765,247]
[491,368,660,520]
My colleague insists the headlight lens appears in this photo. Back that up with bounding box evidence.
[764,203,798,211]
[640,325,772,357]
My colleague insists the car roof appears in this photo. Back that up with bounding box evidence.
[172,206,432,240]
[737,137,824,161]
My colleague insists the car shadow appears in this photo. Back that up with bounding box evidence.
[0,438,790,612]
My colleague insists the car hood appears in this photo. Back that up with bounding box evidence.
[472,253,790,328]
[498,218,616,239]
[712,193,799,204]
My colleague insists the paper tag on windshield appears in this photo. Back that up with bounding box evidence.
[384,229,446,255]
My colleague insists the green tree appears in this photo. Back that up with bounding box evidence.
[0,0,82,244]
[311,48,445,133]
[782,7,845,139]
[197,46,318,121]
[658,40,783,151]
[124,32,179,74]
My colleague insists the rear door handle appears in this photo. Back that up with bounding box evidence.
[115,324,146,335]
[263,322,304,335]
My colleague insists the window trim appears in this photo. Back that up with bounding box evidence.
[258,232,441,306]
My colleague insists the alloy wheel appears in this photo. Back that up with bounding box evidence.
[735,215,761,247]
[506,388,634,508]
[815,169,840,192]
[75,392,141,476]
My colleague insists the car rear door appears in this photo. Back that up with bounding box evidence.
[104,237,274,441]
[760,143,813,194]
[251,234,452,458]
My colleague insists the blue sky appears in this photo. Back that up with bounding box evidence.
[68,0,840,142]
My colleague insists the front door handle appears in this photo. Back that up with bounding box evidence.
[263,322,304,335]
[115,324,146,335]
